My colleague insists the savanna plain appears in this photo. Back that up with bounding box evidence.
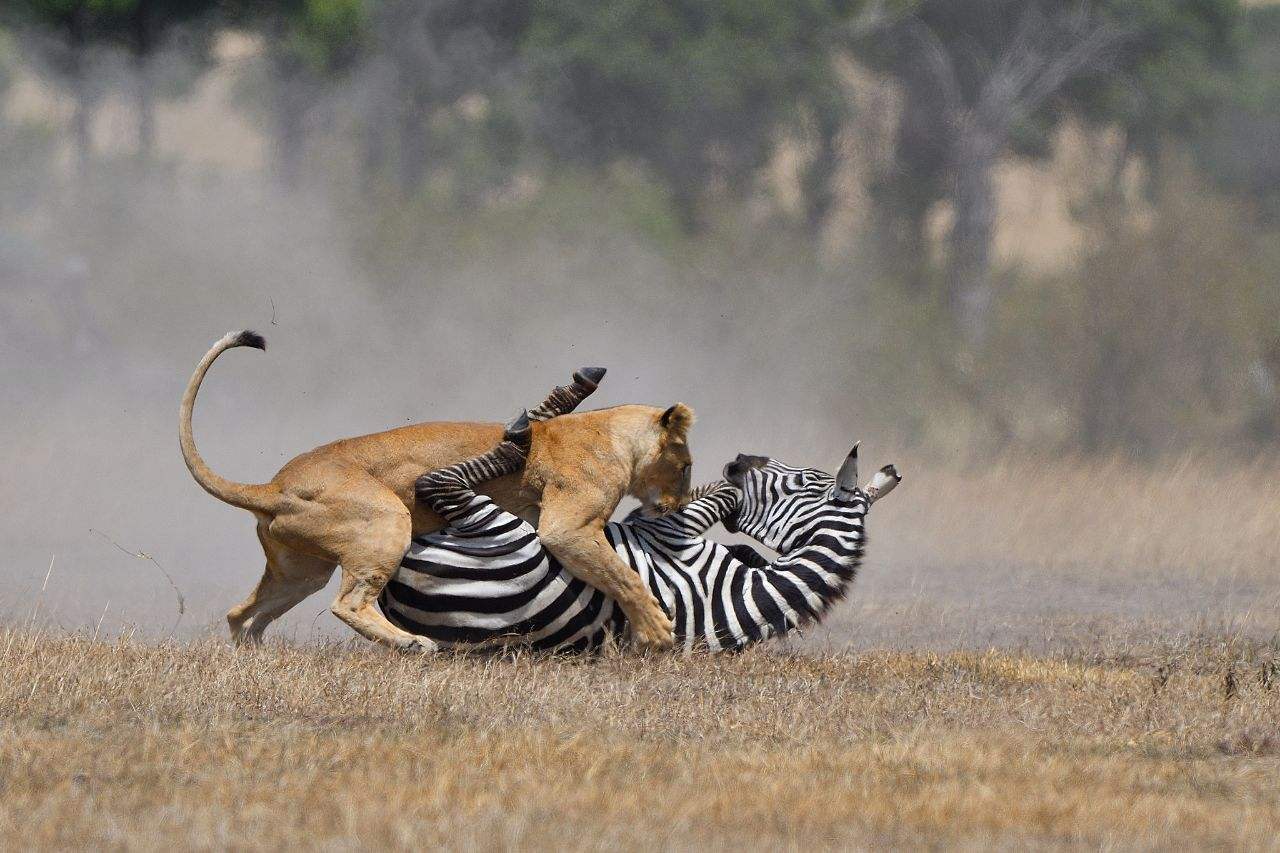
[3,459,1278,850]
[5,0,1280,847]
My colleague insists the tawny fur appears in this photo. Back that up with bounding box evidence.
[179,331,693,651]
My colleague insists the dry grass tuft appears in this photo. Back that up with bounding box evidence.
[2,626,1278,849]
[1217,727,1280,757]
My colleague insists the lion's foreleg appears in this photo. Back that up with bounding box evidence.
[538,485,674,650]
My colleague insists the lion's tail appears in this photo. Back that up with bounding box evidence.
[179,330,284,514]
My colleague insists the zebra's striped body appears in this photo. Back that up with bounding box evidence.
[379,442,891,653]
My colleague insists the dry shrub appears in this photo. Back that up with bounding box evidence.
[1217,727,1280,757]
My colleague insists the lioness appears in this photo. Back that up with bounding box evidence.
[179,331,691,650]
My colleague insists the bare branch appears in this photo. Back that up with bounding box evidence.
[975,2,1132,134]
[1020,18,1130,113]
[91,529,186,632]
[901,17,963,120]
[847,0,892,37]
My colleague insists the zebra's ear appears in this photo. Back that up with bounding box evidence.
[835,443,860,493]
[864,464,902,504]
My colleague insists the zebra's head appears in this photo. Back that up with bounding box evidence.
[722,445,900,552]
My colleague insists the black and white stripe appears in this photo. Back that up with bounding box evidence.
[380,441,880,653]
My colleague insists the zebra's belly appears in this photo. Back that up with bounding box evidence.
[379,536,625,651]
[380,525,765,653]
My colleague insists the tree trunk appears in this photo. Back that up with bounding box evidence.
[133,52,156,158]
[801,105,840,236]
[397,103,427,199]
[361,111,387,194]
[132,4,155,158]
[275,87,305,189]
[670,182,703,235]
[869,182,933,295]
[268,16,307,190]
[66,11,92,181]
[1078,335,1116,453]
[70,72,93,179]
[947,131,998,346]
[136,68,154,157]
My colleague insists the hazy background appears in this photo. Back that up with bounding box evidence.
[1,0,1277,648]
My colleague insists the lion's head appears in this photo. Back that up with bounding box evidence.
[631,403,695,516]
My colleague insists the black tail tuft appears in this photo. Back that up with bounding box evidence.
[232,330,267,351]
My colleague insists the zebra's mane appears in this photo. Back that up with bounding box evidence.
[685,479,731,502]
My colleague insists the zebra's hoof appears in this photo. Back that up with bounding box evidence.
[574,366,607,389]
[504,410,531,441]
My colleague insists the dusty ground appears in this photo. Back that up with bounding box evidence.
[2,626,1278,850]
[9,456,1279,650]
[4,459,1278,849]
[812,454,1280,652]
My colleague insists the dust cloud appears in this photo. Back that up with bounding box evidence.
[0,91,868,640]
[1,29,1274,649]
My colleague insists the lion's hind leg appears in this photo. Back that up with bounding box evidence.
[227,528,335,644]
[314,480,439,651]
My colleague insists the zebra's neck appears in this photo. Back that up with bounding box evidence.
[615,502,865,648]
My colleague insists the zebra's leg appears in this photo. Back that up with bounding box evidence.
[414,365,606,521]
[660,480,740,536]
[526,367,606,422]
[415,412,532,522]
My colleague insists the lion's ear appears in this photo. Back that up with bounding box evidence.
[660,403,695,435]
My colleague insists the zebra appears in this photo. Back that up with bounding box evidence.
[379,389,901,653]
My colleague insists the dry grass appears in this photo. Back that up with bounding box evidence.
[879,454,1280,585]
[4,458,1278,848]
[2,627,1278,850]
[807,455,1280,652]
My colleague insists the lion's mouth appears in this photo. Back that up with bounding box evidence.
[639,498,677,518]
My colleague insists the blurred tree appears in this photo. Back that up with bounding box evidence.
[0,31,58,221]
[5,0,218,161]
[5,1,105,173]
[1193,4,1280,222]
[524,0,850,233]
[360,0,531,199]
[856,0,1240,345]
[856,1,1129,344]
[226,0,370,187]
[107,0,220,158]
[1047,180,1264,451]
[1065,0,1239,200]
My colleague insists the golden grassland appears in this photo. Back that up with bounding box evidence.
[879,453,1280,585]
[3,457,1278,848]
[2,627,1278,850]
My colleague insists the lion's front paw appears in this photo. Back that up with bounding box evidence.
[630,607,675,651]
[399,635,439,654]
